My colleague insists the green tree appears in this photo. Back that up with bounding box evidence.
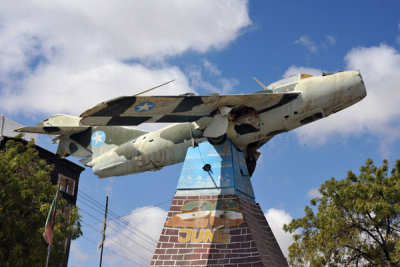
[284,159,400,266]
[0,139,82,266]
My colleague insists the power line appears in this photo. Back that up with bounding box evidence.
[80,235,146,267]
[81,221,151,264]
[78,191,162,244]
[108,213,158,245]
[79,206,157,248]
[79,191,171,220]
[76,189,173,266]
[80,208,155,254]
[79,196,109,218]
[79,194,110,216]
[109,199,172,221]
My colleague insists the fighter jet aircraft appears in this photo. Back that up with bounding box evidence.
[17,70,366,178]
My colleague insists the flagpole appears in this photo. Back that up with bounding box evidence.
[45,242,52,267]
[45,178,60,267]
[99,195,108,267]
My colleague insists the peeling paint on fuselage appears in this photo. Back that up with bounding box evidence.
[91,70,366,178]
[91,123,206,177]
[229,70,366,149]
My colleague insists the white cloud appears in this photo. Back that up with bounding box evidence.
[219,77,240,93]
[104,206,167,266]
[307,188,322,199]
[188,60,239,95]
[325,35,336,46]
[203,59,222,76]
[99,206,295,265]
[0,0,250,61]
[0,0,250,117]
[104,180,114,196]
[69,241,96,267]
[283,66,323,78]
[291,44,400,155]
[397,24,400,45]
[295,34,336,53]
[322,35,336,49]
[264,208,295,257]
[294,35,318,53]
[0,62,192,116]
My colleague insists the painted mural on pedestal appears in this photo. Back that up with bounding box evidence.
[166,200,244,243]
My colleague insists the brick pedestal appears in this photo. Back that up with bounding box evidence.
[151,141,288,266]
[151,194,287,266]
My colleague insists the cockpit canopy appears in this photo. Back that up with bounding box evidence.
[267,73,313,89]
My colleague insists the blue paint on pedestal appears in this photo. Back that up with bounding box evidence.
[176,141,255,202]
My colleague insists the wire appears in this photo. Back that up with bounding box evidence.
[79,193,171,226]
[80,235,146,266]
[108,212,159,245]
[74,191,174,266]
[79,196,109,217]
[79,208,156,252]
[79,190,171,215]
[79,202,158,246]
[79,193,109,215]
[79,190,170,221]
[81,221,151,263]
[78,191,162,244]
[109,199,172,221]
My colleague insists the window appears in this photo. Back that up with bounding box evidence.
[58,174,75,196]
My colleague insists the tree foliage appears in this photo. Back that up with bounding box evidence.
[0,139,82,266]
[284,159,400,266]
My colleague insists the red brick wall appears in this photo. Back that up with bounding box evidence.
[151,194,288,266]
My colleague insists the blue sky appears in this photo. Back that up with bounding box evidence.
[1,1,400,265]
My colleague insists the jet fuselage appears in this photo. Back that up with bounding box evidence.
[89,70,366,177]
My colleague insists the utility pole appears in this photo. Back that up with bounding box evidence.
[99,196,108,267]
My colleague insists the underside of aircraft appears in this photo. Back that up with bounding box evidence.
[17,70,366,178]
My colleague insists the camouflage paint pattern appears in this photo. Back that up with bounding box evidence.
[16,70,366,178]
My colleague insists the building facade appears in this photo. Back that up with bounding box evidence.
[0,115,84,266]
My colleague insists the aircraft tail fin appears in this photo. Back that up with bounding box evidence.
[16,114,148,165]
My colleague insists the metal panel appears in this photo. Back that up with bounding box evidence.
[177,141,255,202]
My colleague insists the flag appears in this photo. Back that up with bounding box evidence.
[43,190,58,244]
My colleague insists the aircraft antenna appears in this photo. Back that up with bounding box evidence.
[134,79,175,96]
[253,77,268,90]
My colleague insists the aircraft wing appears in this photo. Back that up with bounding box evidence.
[16,126,89,135]
[80,93,300,126]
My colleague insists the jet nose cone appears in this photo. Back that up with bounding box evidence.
[335,70,367,100]
[350,70,367,100]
